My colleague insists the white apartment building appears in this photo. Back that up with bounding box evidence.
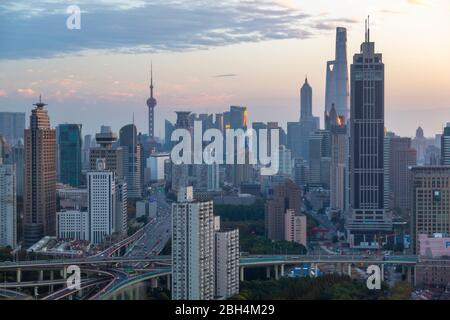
[172,186,215,300]
[215,228,239,299]
[284,209,307,247]
[0,164,17,248]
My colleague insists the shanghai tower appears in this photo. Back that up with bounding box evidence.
[325,27,350,121]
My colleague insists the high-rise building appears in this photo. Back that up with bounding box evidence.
[441,123,450,165]
[9,139,24,198]
[89,126,124,179]
[0,112,25,146]
[172,186,215,300]
[146,64,157,140]
[410,166,450,254]
[412,126,427,165]
[229,106,247,129]
[300,77,312,121]
[325,27,350,122]
[114,180,127,236]
[0,163,17,248]
[23,97,57,247]
[87,159,115,244]
[83,134,94,170]
[265,179,301,241]
[58,124,82,187]
[384,136,416,212]
[347,21,392,247]
[284,209,307,247]
[215,227,239,299]
[119,124,142,198]
[330,112,348,213]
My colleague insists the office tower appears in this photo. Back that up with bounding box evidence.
[284,209,307,246]
[325,27,350,122]
[300,77,312,121]
[278,145,293,178]
[89,126,124,178]
[207,162,220,192]
[146,64,157,139]
[119,124,142,198]
[229,106,247,129]
[87,159,115,244]
[347,21,391,247]
[82,134,93,170]
[57,210,89,240]
[23,97,57,247]
[215,228,239,299]
[412,126,427,165]
[10,140,24,198]
[330,113,348,213]
[172,186,215,300]
[58,124,82,187]
[265,179,301,241]
[410,166,450,253]
[0,112,25,146]
[214,113,224,132]
[114,180,127,236]
[293,158,309,187]
[308,130,331,188]
[425,145,441,165]
[441,123,450,165]
[0,163,17,248]
[147,153,170,182]
[171,112,192,192]
[384,136,416,212]
[0,136,7,163]
[164,120,175,150]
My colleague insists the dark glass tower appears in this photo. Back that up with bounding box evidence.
[347,20,391,248]
[58,124,82,187]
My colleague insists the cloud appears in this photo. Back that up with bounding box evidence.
[16,88,38,96]
[408,0,426,5]
[0,89,7,97]
[0,0,359,60]
[213,74,238,78]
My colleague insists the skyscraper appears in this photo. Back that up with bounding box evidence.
[119,124,142,198]
[0,162,17,248]
[215,224,239,299]
[265,179,301,241]
[441,123,450,165]
[87,159,115,244]
[146,63,157,140]
[0,112,25,146]
[325,27,350,121]
[347,21,391,247]
[24,97,57,247]
[172,186,215,300]
[300,77,312,121]
[384,136,416,212]
[330,111,348,213]
[89,126,124,178]
[58,124,82,187]
[410,166,450,253]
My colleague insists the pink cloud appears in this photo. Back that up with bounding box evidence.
[0,89,7,97]
[17,88,37,96]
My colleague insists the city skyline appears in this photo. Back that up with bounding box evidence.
[0,0,449,138]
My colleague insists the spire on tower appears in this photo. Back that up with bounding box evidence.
[33,94,47,108]
[150,61,154,98]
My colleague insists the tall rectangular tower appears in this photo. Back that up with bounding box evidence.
[172,186,215,300]
[58,124,82,187]
[347,22,392,247]
[0,163,17,248]
[23,98,57,247]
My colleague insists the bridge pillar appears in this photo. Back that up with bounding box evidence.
[381,264,384,282]
[348,264,352,277]
[39,270,44,282]
[16,268,21,283]
[50,270,54,293]
[166,274,171,289]
[274,265,279,280]
[151,278,158,289]
[280,264,285,277]
[61,267,67,279]
[266,267,271,279]
[240,267,245,282]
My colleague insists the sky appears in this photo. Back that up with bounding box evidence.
[0,0,449,139]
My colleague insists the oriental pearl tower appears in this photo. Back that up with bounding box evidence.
[146,63,157,140]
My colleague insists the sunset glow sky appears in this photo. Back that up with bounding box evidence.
[1,0,449,138]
